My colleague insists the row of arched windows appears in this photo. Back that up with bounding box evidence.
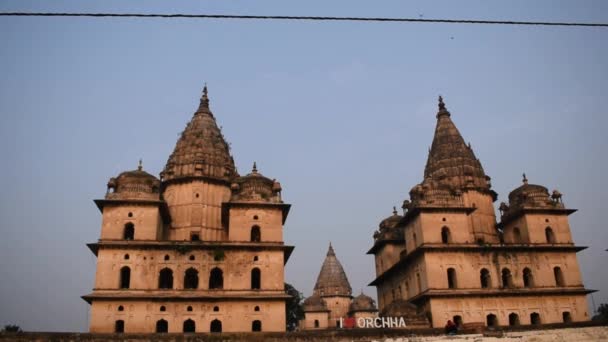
[510,227,557,244]
[123,223,264,242]
[444,266,566,289]
[119,266,262,290]
[114,319,263,333]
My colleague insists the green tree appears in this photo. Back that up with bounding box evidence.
[592,303,608,321]
[285,283,304,331]
[2,325,22,333]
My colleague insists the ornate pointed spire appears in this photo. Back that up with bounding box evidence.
[314,243,351,297]
[138,159,143,171]
[252,161,258,173]
[424,96,489,191]
[437,95,451,118]
[522,173,528,185]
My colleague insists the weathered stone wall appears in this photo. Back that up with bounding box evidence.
[2,323,606,341]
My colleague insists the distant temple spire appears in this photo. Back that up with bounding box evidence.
[252,161,258,173]
[198,83,210,112]
[138,159,143,171]
[437,95,450,118]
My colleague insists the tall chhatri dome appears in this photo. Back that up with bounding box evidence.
[161,86,237,184]
[423,96,490,192]
[313,243,352,297]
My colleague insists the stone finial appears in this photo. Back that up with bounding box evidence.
[437,95,450,118]
[392,206,398,215]
[199,83,210,110]
[138,159,143,171]
[252,161,258,173]
[522,173,528,185]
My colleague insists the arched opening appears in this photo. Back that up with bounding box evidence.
[486,314,498,327]
[453,315,463,327]
[159,306,166,312]
[187,306,193,312]
[158,268,173,289]
[115,320,124,333]
[447,268,457,289]
[254,306,260,312]
[184,268,199,289]
[119,266,131,289]
[545,227,556,243]
[530,312,541,325]
[563,311,572,323]
[441,227,451,243]
[117,305,124,311]
[314,319,319,328]
[209,268,223,289]
[210,319,222,333]
[189,255,195,261]
[509,313,520,326]
[213,306,219,312]
[183,319,195,333]
[501,268,513,288]
[124,254,129,260]
[513,227,522,243]
[554,266,565,286]
[523,268,534,288]
[164,255,170,261]
[123,223,134,240]
[252,320,262,332]
[251,268,261,290]
[250,225,261,242]
[480,268,491,288]
[156,319,168,333]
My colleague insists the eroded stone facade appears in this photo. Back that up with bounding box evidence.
[83,87,294,333]
[368,96,593,329]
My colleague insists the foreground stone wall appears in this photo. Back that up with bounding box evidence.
[2,322,606,341]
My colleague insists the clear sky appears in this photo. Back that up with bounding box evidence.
[0,0,607,332]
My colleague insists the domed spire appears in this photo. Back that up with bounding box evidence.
[161,85,237,184]
[314,243,352,297]
[424,95,489,191]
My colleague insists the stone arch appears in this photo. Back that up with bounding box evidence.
[441,227,451,243]
[509,313,520,326]
[523,267,534,287]
[119,266,131,289]
[184,268,199,289]
[447,268,457,289]
[210,319,222,333]
[554,266,565,286]
[501,268,513,288]
[183,319,195,333]
[545,227,556,243]
[251,225,261,242]
[480,268,491,288]
[252,320,262,332]
[123,222,134,240]
[156,319,168,333]
[158,268,173,289]
[209,267,223,289]
[115,320,125,333]
[251,267,261,290]
[486,314,498,327]
[530,312,541,325]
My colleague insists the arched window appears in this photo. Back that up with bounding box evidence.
[254,306,260,312]
[545,227,556,243]
[120,266,131,289]
[441,227,451,243]
[123,223,134,240]
[486,314,498,327]
[183,319,195,333]
[453,315,463,327]
[447,268,457,289]
[530,312,541,325]
[251,268,261,290]
[117,305,124,311]
[480,268,491,288]
[159,306,166,312]
[250,225,261,242]
[124,254,130,260]
[210,319,222,333]
[562,311,572,323]
[523,268,534,288]
[156,319,168,333]
[115,320,124,333]
[213,306,219,312]
[209,267,223,289]
[314,319,319,328]
[158,268,173,289]
[509,313,520,326]
[513,227,522,243]
[164,255,170,261]
[252,320,262,332]
[554,266,565,286]
[501,268,513,288]
[187,306,193,312]
[184,268,199,289]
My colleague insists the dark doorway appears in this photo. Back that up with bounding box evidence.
[184,268,199,289]
[480,268,491,288]
[501,268,513,288]
[252,320,262,332]
[183,319,195,333]
[251,268,261,290]
[156,319,168,333]
[523,268,534,288]
[447,268,457,289]
[209,267,223,289]
[509,313,520,326]
[530,312,541,325]
[563,311,572,323]
[120,266,131,289]
[158,268,173,289]
[115,320,124,333]
[124,223,134,240]
[251,225,261,242]
[453,315,463,327]
[486,314,498,327]
[210,319,222,333]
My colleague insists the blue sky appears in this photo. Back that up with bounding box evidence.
[0,0,607,331]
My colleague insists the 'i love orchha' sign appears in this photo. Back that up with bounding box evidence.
[340,317,407,329]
